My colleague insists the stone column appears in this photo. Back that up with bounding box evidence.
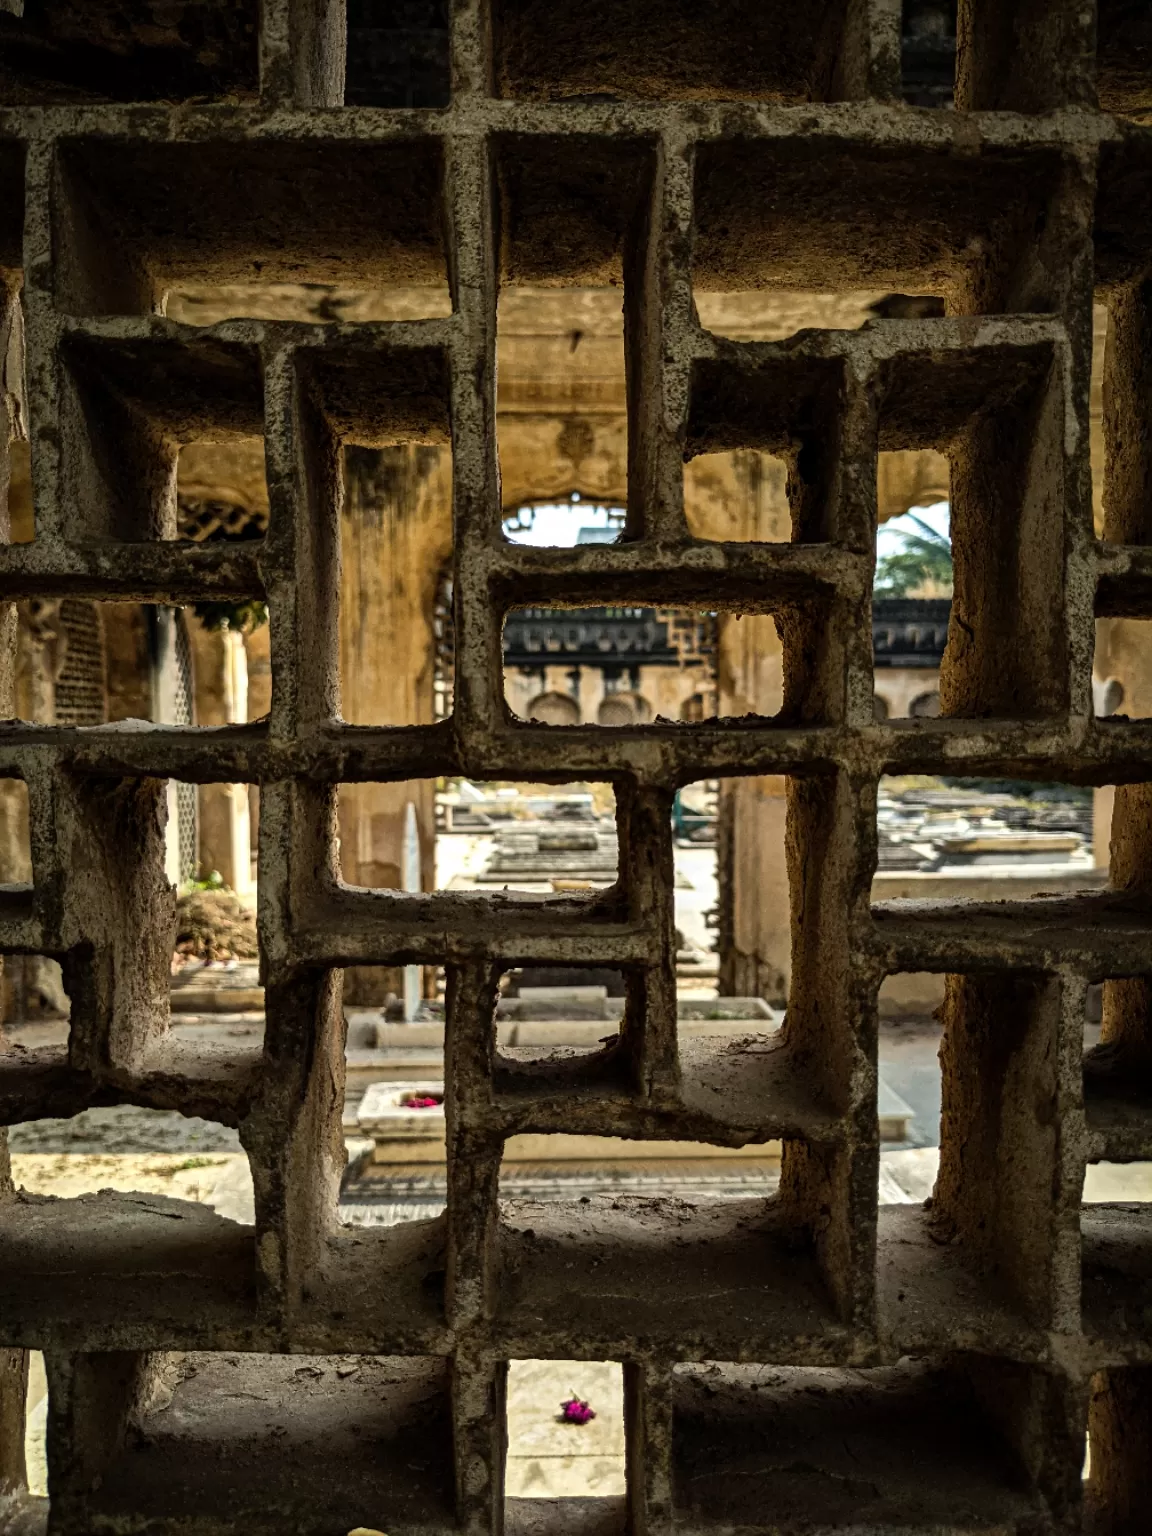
[686,451,790,1004]
[189,620,254,893]
[1094,283,1152,873]
[338,444,452,1002]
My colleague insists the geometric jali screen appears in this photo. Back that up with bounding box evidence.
[1,2,1152,1532]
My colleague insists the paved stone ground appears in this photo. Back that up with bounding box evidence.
[879,1146,1152,1205]
[877,1018,944,1149]
[879,1012,1107,1152]
[11,1004,1140,1501]
[8,1107,242,1154]
[506,1360,626,1498]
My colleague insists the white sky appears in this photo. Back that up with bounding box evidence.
[503,498,952,554]
[504,500,621,547]
[876,500,951,559]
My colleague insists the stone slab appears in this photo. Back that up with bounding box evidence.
[506,1358,625,1499]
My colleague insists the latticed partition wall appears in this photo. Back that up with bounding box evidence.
[0,2,1151,1532]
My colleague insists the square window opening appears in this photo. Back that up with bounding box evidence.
[3,1101,255,1320]
[877,966,1105,1202]
[684,450,793,544]
[685,351,848,546]
[338,781,439,896]
[505,1357,625,1502]
[0,776,31,884]
[695,288,907,343]
[1085,1368,1152,1524]
[176,437,267,545]
[341,780,620,898]
[872,462,950,722]
[503,607,720,725]
[0,7,258,104]
[498,964,625,1049]
[498,1130,781,1207]
[53,140,447,317]
[494,965,627,1095]
[341,962,447,1232]
[493,1130,854,1355]
[59,332,264,542]
[1090,301,1108,537]
[497,137,653,291]
[670,1357,1052,1530]
[1098,9,1152,120]
[901,1,957,108]
[497,289,627,515]
[1,951,68,1084]
[877,965,1082,1332]
[97,608,267,751]
[492,0,857,104]
[1094,618,1152,719]
[58,1354,453,1532]
[23,1349,47,1502]
[6,440,33,545]
[1083,969,1152,1195]
[165,280,453,327]
[345,1,451,108]
[338,439,452,727]
[875,774,1098,884]
[693,139,1066,312]
[436,782,619,897]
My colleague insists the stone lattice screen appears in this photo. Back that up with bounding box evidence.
[0,1,1151,1532]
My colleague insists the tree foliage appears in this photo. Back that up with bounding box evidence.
[874,514,953,596]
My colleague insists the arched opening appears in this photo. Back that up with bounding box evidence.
[873,693,891,721]
[527,690,580,725]
[597,692,651,726]
[909,690,941,718]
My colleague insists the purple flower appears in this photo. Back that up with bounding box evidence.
[560,1397,596,1425]
[401,1094,440,1109]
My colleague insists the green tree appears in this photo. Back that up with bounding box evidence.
[874,514,952,597]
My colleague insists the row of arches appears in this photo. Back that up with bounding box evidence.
[525,689,716,726]
[527,690,652,726]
